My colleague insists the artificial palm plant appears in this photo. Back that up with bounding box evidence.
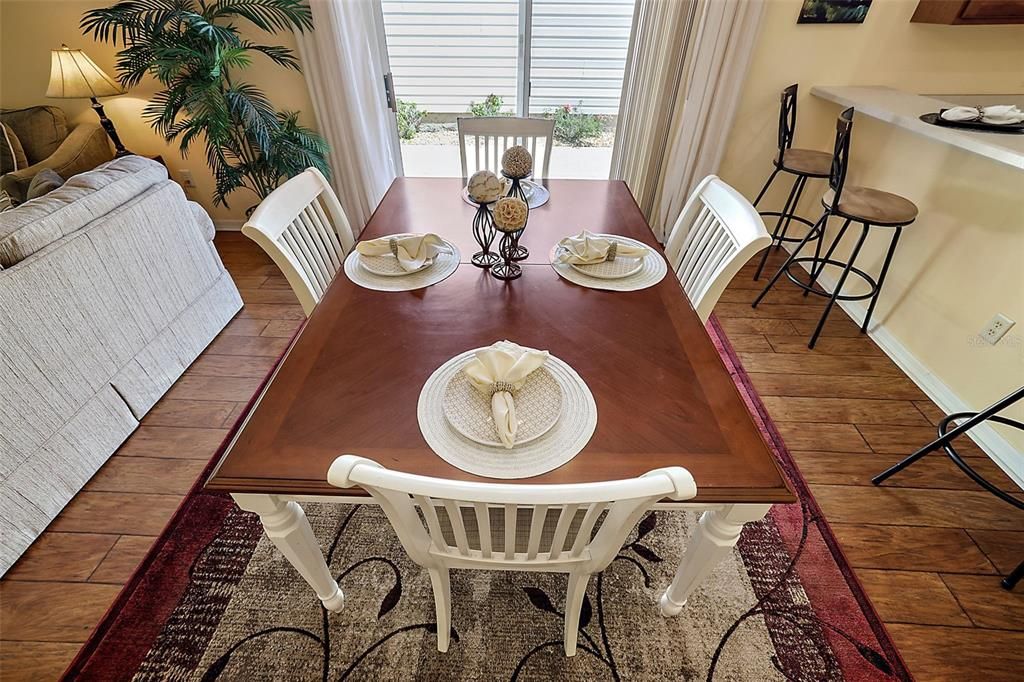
[82,0,329,209]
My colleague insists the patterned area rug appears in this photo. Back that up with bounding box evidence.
[65,317,911,681]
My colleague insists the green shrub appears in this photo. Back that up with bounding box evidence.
[469,94,506,117]
[549,103,602,146]
[396,99,424,140]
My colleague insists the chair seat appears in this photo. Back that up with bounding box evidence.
[822,186,918,226]
[775,148,832,176]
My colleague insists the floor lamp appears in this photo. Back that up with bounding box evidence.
[46,44,130,157]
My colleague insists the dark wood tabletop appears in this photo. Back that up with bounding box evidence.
[206,178,794,504]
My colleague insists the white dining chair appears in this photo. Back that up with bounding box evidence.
[242,168,355,316]
[457,116,555,182]
[327,455,697,656]
[663,176,772,323]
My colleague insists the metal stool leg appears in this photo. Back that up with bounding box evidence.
[775,175,808,247]
[752,211,827,308]
[803,211,827,298]
[808,223,869,349]
[862,225,903,334]
[1003,560,1024,591]
[752,168,780,207]
[806,218,851,294]
[873,387,1024,485]
[754,174,802,280]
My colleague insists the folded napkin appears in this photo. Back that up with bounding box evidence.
[554,230,648,265]
[940,105,1024,126]
[463,340,550,449]
[356,233,450,272]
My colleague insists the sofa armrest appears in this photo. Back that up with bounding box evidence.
[1,124,114,202]
[188,201,216,241]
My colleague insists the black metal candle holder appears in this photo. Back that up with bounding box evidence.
[501,170,530,261]
[470,199,500,268]
[490,230,523,280]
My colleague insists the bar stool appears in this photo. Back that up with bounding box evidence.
[751,84,832,280]
[753,107,918,349]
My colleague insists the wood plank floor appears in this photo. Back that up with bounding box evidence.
[1,235,1020,681]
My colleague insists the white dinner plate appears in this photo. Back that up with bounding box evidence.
[443,364,563,448]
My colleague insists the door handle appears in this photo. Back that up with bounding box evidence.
[383,72,397,112]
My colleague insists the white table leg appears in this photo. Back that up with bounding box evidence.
[232,493,345,612]
[659,503,772,616]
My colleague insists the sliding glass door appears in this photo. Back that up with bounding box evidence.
[379,0,636,178]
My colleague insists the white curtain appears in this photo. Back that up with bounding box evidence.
[612,0,765,242]
[296,0,400,234]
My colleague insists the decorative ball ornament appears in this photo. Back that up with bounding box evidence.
[492,197,528,232]
[501,145,533,178]
[467,170,504,203]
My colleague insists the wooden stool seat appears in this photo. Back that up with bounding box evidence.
[822,187,918,226]
[775,148,832,177]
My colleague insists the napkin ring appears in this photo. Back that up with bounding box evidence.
[388,238,399,257]
[606,241,618,262]
[490,381,517,396]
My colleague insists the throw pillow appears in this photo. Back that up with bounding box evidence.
[26,168,64,200]
[1,122,28,174]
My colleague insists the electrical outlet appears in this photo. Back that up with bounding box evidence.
[980,313,1015,345]
[178,169,196,200]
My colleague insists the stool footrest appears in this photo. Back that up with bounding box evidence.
[784,258,878,301]
[758,211,816,231]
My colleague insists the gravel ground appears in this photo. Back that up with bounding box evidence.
[404,124,615,148]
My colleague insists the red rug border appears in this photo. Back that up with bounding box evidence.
[708,315,912,680]
[62,314,913,680]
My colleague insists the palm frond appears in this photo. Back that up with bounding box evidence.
[242,42,300,70]
[224,82,279,153]
[205,0,313,32]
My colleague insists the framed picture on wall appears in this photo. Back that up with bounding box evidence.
[798,0,872,24]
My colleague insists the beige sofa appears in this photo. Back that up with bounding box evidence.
[1,106,114,203]
[0,156,242,574]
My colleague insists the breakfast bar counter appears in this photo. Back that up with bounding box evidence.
[811,85,1024,170]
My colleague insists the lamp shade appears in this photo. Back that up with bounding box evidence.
[46,45,125,99]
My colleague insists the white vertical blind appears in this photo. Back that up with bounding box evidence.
[381,0,520,113]
[528,0,635,115]
[381,0,635,115]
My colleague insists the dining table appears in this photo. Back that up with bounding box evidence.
[205,176,796,617]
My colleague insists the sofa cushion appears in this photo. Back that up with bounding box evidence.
[26,168,64,200]
[0,106,68,163]
[0,155,167,266]
[1,122,28,174]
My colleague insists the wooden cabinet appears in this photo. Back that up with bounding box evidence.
[911,0,1024,23]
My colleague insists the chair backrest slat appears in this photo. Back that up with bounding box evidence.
[663,176,772,323]
[504,504,517,559]
[442,499,470,556]
[242,168,354,316]
[328,455,697,573]
[526,504,548,561]
[473,502,492,558]
[549,503,580,559]
[458,117,555,182]
[570,502,608,558]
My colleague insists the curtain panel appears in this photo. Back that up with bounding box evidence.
[296,0,400,235]
[612,0,765,242]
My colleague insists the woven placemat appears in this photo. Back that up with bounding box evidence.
[550,234,668,292]
[344,239,460,292]
[418,349,597,479]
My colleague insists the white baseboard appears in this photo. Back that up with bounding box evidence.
[783,249,1024,489]
[215,220,245,231]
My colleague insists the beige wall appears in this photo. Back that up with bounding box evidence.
[0,0,318,222]
[718,0,1024,457]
